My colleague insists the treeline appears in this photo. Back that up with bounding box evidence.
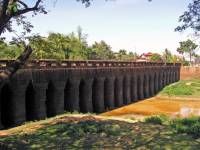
[0,27,192,64]
[0,27,138,61]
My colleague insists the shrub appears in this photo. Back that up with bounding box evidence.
[144,116,163,125]
[171,117,200,138]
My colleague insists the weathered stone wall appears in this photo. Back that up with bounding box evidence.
[0,64,180,129]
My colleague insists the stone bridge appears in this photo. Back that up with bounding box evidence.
[0,60,181,129]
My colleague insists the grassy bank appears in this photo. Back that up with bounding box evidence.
[160,79,200,98]
[1,115,200,149]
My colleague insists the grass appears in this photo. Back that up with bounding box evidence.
[160,79,200,97]
[1,115,200,149]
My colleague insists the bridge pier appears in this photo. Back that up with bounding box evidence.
[154,73,159,94]
[123,75,131,104]
[92,77,105,113]
[149,73,155,97]
[104,77,115,110]
[32,83,48,120]
[79,79,94,113]
[46,81,66,117]
[131,74,138,102]
[115,77,124,107]
[137,74,144,100]
[159,72,164,90]
[163,72,167,87]
[65,78,80,112]
[144,74,150,98]
[173,71,176,82]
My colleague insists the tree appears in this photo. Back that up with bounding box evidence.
[90,41,114,60]
[149,53,162,62]
[177,39,198,65]
[175,0,200,34]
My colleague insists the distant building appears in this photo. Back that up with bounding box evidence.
[137,52,161,62]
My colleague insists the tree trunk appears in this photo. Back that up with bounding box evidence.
[0,45,32,87]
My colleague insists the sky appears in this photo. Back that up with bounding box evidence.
[4,0,193,54]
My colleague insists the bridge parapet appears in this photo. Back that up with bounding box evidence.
[0,59,181,69]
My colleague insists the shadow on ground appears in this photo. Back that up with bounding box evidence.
[0,116,200,150]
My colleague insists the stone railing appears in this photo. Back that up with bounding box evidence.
[0,59,181,69]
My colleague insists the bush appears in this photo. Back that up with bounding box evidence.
[144,116,163,125]
[171,117,200,138]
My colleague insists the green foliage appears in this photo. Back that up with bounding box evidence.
[160,81,195,96]
[8,2,18,13]
[90,41,114,60]
[115,50,138,61]
[144,116,163,125]
[171,117,200,138]
[150,53,162,62]
[177,39,198,64]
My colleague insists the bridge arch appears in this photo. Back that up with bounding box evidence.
[25,82,35,121]
[1,84,12,128]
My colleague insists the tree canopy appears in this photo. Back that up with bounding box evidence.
[177,39,198,64]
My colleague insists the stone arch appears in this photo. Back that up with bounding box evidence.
[1,84,12,128]
[25,82,35,121]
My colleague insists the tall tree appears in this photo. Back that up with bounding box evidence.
[177,39,198,65]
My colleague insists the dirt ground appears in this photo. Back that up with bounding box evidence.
[181,67,200,80]
[101,97,200,118]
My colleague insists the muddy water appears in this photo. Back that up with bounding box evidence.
[101,97,200,118]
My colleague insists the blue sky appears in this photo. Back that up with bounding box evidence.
[5,0,192,54]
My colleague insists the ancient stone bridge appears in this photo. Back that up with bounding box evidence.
[0,60,181,129]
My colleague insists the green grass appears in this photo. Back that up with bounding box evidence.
[160,79,200,97]
[1,115,200,149]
